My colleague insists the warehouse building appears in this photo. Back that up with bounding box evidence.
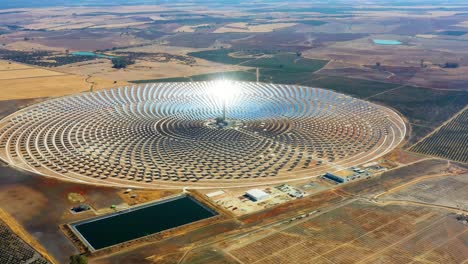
[246,189,270,201]
[324,173,345,183]
[324,169,354,183]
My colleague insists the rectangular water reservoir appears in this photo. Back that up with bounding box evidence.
[71,194,217,250]
[71,51,116,58]
[372,39,402,45]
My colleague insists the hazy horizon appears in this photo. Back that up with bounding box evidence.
[1,0,467,10]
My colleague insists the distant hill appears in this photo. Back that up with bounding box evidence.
[0,0,248,9]
[0,0,154,9]
[0,0,463,10]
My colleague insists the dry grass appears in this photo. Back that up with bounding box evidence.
[416,34,439,39]
[56,57,249,81]
[68,192,86,203]
[0,61,33,70]
[0,75,124,101]
[0,60,128,101]
[46,22,97,31]
[174,24,211,33]
[354,10,460,18]
[19,9,155,31]
[0,68,65,80]
[118,189,179,206]
[119,43,204,56]
[3,41,65,52]
[213,22,297,33]
[383,149,427,165]
[89,22,150,29]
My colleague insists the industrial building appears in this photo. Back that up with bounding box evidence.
[246,189,270,201]
[324,173,345,183]
[276,184,306,198]
[324,170,354,183]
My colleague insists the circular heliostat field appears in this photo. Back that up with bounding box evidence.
[0,81,405,188]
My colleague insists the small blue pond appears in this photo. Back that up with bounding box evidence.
[373,39,402,45]
[71,51,116,58]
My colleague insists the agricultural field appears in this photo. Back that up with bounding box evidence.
[0,217,50,264]
[0,1,467,263]
[410,107,468,163]
[188,50,328,72]
[0,67,64,80]
[143,46,467,132]
[213,22,298,33]
[382,174,468,210]
[0,49,98,67]
[187,50,250,65]
[174,247,238,264]
[216,201,468,264]
[294,74,399,97]
[132,70,257,83]
[0,60,127,100]
[242,54,328,72]
[371,86,468,144]
[58,56,248,83]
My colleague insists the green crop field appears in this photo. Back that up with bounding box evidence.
[188,49,328,72]
[371,86,468,127]
[243,54,328,72]
[187,49,250,65]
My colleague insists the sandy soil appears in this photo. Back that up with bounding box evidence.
[383,149,427,165]
[119,189,179,206]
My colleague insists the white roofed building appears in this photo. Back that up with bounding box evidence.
[246,189,270,201]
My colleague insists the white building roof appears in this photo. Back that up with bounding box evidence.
[206,190,225,198]
[246,189,269,200]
